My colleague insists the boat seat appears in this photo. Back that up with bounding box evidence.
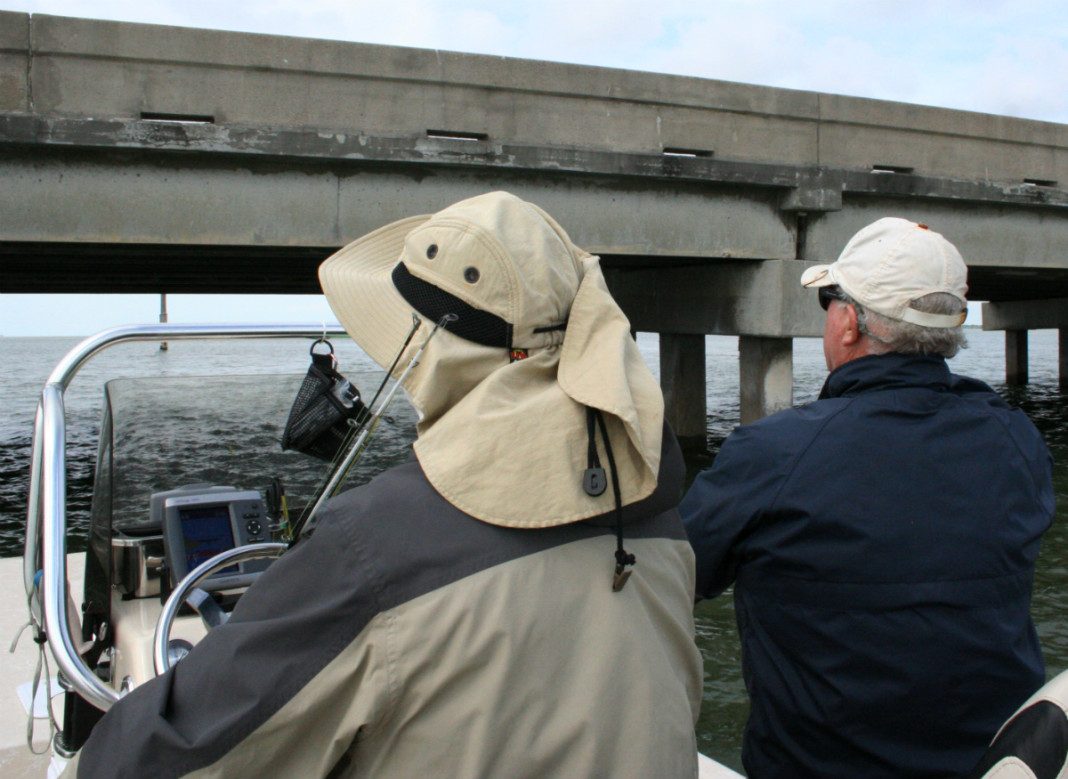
[967,669,1068,779]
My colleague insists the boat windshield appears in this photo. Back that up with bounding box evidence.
[86,371,418,577]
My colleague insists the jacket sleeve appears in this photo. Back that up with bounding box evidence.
[680,421,791,601]
[65,504,390,779]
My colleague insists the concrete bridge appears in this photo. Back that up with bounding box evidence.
[4,13,1068,447]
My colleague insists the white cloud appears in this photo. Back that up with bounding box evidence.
[954,33,1068,122]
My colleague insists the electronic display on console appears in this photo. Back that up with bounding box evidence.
[154,485,273,592]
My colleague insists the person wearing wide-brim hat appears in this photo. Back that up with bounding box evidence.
[681,217,1054,778]
[64,191,704,779]
[319,190,668,533]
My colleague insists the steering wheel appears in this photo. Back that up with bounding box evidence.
[153,543,287,675]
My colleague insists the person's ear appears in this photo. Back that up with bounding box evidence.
[841,302,861,346]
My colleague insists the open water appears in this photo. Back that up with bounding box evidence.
[2,329,1067,772]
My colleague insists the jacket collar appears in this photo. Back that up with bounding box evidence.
[819,352,952,400]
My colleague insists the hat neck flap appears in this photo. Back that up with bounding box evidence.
[409,257,664,529]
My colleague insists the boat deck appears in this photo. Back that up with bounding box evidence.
[1,555,82,778]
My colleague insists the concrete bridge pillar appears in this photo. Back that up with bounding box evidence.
[982,300,1068,386]
[1061,330,1068,389]
[739,336,794,425]
[659,333,707,451]
[1006,330,1029,386]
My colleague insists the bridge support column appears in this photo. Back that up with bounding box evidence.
[1061,330,1068,389]
[984,299,1068,386]
[659,333,707,451]
[1006,330,1029,386]
[739,336,793,425]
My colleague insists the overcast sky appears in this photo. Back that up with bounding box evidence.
[4,0,1067,336]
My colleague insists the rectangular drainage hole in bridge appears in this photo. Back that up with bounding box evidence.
[872,164,914,174]
[663,147,714,158]
[1024,178,1058,187]
[426,129,489,142]
[141,112,215,124]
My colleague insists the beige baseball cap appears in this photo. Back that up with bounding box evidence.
[800,217,968,328]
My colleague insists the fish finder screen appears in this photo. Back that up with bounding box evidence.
[179,505,239,575]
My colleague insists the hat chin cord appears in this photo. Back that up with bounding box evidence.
[390,271,637,588]
[584,407,636,592]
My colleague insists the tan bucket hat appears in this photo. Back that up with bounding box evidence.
[319,191,664,529]
[801,217,968,327]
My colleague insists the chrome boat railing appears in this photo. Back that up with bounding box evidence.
[23,323,348,711]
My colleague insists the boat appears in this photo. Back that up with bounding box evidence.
[11,323,744,778]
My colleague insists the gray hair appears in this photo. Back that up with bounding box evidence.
[839,290,968,358]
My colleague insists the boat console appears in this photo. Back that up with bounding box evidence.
[157,485,272,592]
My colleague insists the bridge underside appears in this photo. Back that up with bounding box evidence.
[5,128,1068,333]
[4,242,1067,303]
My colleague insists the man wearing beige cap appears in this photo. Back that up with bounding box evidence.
[682,218,1053,778]
[63,191,703,779]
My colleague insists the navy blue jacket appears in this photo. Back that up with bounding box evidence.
[682,353,1053,779]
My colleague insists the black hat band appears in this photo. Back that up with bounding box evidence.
[392,262,513,349]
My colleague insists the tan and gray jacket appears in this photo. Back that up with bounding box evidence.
[69,428,703,778]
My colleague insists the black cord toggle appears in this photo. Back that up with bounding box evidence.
[583,407,606,497]
[613,548,636,592]
[586,407,637,592]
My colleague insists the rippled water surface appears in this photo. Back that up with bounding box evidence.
[2,329,1066,772]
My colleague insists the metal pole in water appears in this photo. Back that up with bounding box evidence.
[160,293,168,351]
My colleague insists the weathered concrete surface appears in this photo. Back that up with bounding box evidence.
[1006,330,1030,386]
[1061,331,1068,389]
[817,93,1068,184]
[1,152,343,247]
[0,12,28,113]
[739,337,794,425]
[606,260,825,338]
[659,334,707,449]
[984,298,1068,330]
[2,13,819,164]
[5,13,1068,182]
[810,200,1068,302]
[0,151,797,257]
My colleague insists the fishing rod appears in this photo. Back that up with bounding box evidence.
[291,313,456,540]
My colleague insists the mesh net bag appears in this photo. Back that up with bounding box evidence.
[282,346,370,461]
